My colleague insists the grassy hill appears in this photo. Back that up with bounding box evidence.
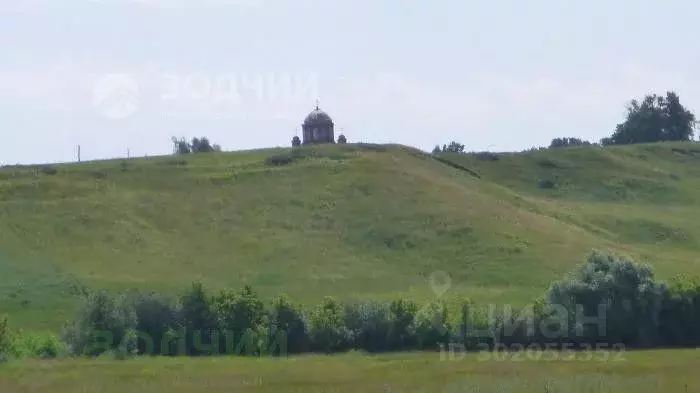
[2,142,700,331]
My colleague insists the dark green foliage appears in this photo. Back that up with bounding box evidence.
[291,136,301,147]
[212,285,265,356]
[172,136,222,155]
[343,302,391,352]
[190,137,221,153]
[308,297,347,353]
[0,315,13,362]
[179,281,217,356]
[549,137,591,149]
[267,295,309,354]
[337,134,347,144]
[603,92,696,145]
[127,292,181,356]
[433,141,465,154]
[61,291,138,356]
[659,275,700,347]
[265,155,295,166]
[414,301,450,349]
[545,251,668,347]
[387,298,418,350]
[55,255,700,359]
[172,137,191,155]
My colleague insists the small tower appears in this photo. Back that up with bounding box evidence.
[292,128,301,147]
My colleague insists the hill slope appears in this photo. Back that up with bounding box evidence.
[2,142,699,331]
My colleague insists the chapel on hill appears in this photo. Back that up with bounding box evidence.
[292,102,347,146]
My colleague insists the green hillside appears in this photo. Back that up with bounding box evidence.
[2,142,700,331]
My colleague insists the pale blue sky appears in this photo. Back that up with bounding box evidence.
[1,0,698,164]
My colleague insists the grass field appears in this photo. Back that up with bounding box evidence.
[0,350,698,392]
[2,142,700,331]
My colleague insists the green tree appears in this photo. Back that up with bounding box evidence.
[172,136,222,154]
[388,298,418,350]
[0,315,14,362]
[179,281,217,355]
[172,137,191,155]
[61,291,138,356]
[546,251,668,347]
[267,295,309,354]
[432,141,465,153]
[603,92,696,145]
[212,285,265,355]
[309,297,347,353]
[549,137,591,148]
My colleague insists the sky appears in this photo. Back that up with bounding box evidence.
[1,0,699,164]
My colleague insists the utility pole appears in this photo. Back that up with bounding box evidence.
[77,145,81,163]
[127,148,130,159]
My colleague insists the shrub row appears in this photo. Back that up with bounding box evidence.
[0,315,66,362]
[3,251,698,360]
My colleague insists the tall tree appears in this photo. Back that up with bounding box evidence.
[603,91,696,145]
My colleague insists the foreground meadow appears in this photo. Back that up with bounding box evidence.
[0,350,698,393]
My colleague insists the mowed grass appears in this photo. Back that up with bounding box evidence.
[2,142,700,331]
[0,349,698,392]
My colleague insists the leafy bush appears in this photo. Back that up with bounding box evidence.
[603,91,696,145]
[212,285,265,356]
[53,256,700,359]
[267,295,309,355]
[172,136,222,154]
[308,297,348,353]
[178,281,217,356]
[549,137,591,148]
[415,301,450,349]
[0,315,14,362]
[432,141,465,154]
[128,291,181,356]
[658,275,700,347]
[343,301,391,352]
[545,251,668,347]
[62,291,138,356]
[13,333,66,359]
[387,298,418,350]
[265,154,295,166]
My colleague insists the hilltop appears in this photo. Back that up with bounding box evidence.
[2,142,700,331]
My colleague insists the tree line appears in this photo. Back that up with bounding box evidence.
[1,251,699,361]
[433,91,698,153]
[171,136,222,155]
